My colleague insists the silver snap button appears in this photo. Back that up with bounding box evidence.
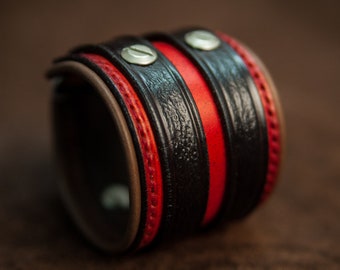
[121,44,157,66]
[184,30,221,51]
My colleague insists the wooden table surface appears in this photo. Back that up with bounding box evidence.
[1,0,339,269]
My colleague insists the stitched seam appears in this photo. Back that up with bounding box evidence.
[83,54,160,247]
[221,37,281,202]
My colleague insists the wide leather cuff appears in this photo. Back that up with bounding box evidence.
[47,27,284,253]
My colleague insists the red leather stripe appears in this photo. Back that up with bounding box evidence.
[81,53,163,249]
[219,34,282,202]
[152,42,227,226]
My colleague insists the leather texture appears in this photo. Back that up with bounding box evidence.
[72,36,210,242]
[148,28,269,220]
[220,35,282,205]
[152,41,227,226]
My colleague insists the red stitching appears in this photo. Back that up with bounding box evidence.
[220,35,282,202]
[81,54,162,248]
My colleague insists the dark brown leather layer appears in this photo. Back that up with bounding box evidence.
[49,62,141,252]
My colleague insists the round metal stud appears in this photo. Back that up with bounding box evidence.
[121,44,158,65]
[184,30,221,51]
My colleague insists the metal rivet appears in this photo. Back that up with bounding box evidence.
[101,184,130,210]
[121,44,157,65]
[184,30,221,51]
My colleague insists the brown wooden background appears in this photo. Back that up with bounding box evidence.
[0,0,339,269]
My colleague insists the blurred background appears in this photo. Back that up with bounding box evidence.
[0,0,339,269]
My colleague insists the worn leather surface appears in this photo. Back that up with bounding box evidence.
[1,0,339,268]
[72,36,210,241]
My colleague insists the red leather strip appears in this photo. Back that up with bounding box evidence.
[152,42,227,226]
[219,34,282,202]
[81,53,163,249]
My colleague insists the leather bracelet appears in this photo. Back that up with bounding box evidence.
[47,27,283,253]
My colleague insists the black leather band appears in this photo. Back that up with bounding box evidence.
[147,28,268,219]
[71,36,210,240]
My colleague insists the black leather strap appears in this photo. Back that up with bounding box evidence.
[71,36,210,241]
[147,28,268,219]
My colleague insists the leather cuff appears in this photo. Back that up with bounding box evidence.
[47,27,284,253]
